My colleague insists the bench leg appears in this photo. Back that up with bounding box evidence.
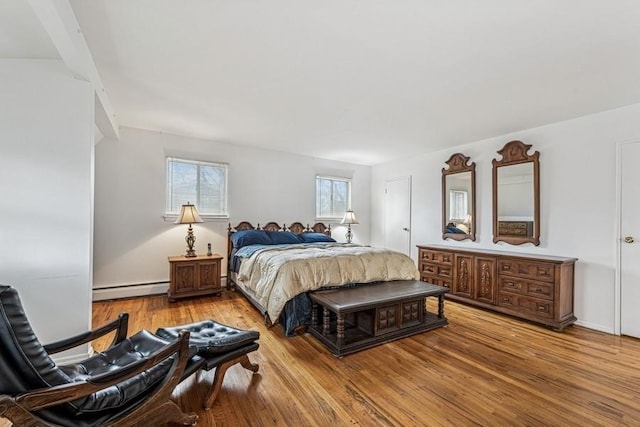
[438,295,446,319]
[311,302,318,327]
[203,354,259,410]
[322,307,330,336]
[336,314,345,342]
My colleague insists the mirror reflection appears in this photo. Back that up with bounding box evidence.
[442,153,476,241]
[492,140,540,246]
[445,172,471,234]
[497,163,534,237]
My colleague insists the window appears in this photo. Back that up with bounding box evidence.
[316,176,351,219]
[449,190,468,222]
[166,157,228,217]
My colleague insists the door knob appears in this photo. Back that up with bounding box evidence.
[402,227,409,232]
[624,236,634,244]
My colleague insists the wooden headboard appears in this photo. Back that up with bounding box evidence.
[227,221,331,266]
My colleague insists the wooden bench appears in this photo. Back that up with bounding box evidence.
[308,280,448,356]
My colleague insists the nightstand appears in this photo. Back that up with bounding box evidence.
[168,254,223,302]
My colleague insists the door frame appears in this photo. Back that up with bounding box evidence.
[384,175,412,255]
[615,138,640,336]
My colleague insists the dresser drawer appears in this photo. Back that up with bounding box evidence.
[420,274,452,289]
[420,262,452,278]
[526,282,553,300]
[498,293,553,318]
[498,277,554,300]
[498,260,555,283]
[498,276,524,294]
[419,249,453,265]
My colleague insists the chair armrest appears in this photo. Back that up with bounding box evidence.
[43,313,129,354]
[16,330,192,412]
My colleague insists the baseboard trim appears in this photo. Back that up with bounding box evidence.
[574,319,615,335]
[93,282,169,301]
[92,278,228,301]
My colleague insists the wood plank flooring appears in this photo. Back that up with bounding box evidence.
[3,290,640,426]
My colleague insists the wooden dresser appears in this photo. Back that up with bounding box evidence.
[417,245,577,331]
[497,221,533,237]
[168,254,222,302]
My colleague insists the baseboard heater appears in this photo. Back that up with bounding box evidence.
[93,277,228,301]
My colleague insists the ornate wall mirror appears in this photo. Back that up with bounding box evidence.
[492,140,540,245]
[442,153,476,241]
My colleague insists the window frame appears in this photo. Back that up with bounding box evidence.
[315,175,352,220]
[165,157,229,220]
[449,189,468,223]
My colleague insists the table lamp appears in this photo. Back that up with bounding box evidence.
[340,209,359,243]
[175,203,204,257]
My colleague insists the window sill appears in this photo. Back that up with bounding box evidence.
[163,214,230,223]
[315,218,342,223]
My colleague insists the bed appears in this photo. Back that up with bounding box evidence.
[227,221,420,336]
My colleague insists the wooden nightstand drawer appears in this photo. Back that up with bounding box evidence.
[168,254,223,301]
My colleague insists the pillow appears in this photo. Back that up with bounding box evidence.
[300,232,336,243]
[230,229,272,248]
[267,231,303,245]
[446,225,465,234]
[456,223,469,233]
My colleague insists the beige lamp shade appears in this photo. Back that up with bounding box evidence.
[340,210,359,225]
[174,203,204,224]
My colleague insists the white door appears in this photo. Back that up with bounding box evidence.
[384,176,411,255]
[620,142,640,338]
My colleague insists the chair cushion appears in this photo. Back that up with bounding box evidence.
[155,320,260,354]
[60,330,186,414]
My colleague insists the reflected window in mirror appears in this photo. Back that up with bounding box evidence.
[449,190,468,223]
[442,153,476,241]
[492,140,540,245]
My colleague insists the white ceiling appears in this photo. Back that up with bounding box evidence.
[4,1,640,165]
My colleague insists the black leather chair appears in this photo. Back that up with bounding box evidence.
[0,284,261,426]
[0,284,205,426]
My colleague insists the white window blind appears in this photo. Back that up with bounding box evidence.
[316,176,351,219]
[449,190,468,222]
[166,157,228,217]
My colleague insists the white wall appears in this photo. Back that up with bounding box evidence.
[372,103,640,333]
[0,59,94,360]
[93,127,371,294]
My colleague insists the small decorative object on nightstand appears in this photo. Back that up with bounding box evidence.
[207,243,212,256]
[168,253,222,302]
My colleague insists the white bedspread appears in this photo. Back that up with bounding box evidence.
[237,243,420,321]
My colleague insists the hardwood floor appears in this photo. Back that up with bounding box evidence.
[3,290,640,426]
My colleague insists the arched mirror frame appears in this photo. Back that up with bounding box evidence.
[492,140,540,246]
[442,153,476,241]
